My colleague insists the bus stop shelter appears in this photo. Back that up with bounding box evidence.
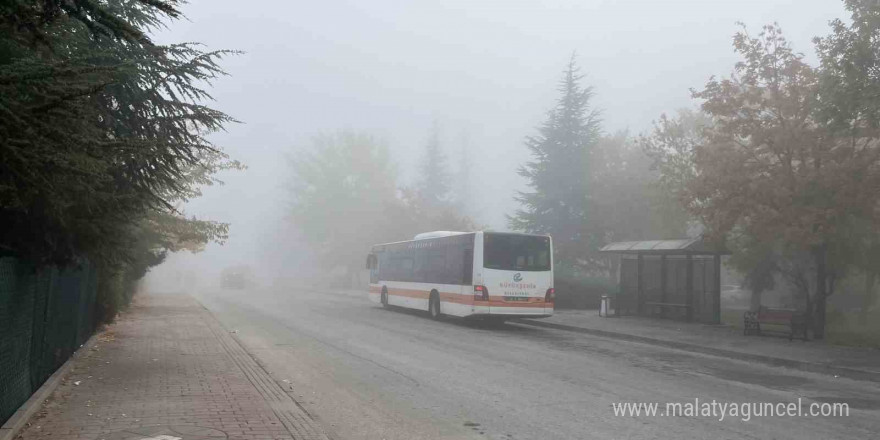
[600,238,730,324]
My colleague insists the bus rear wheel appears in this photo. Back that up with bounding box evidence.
[429,291,441,320]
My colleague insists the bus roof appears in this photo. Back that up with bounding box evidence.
[370,231,550,251]
[412,231,467,240]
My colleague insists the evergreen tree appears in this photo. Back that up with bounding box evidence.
[0,0,239,320]
[509,55,602,270]
[416,123,451,208]
[0,0,238,267]
[453,131,472,217]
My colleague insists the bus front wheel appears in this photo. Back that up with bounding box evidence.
[381,288,389,308]
[429,291,441,320]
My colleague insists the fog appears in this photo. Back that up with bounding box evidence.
[145,0,847,290]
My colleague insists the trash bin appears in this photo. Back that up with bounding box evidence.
[599,295,616,317]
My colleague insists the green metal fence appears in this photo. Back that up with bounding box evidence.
[0,257,98,425]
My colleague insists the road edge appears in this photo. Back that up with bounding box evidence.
[0,333,100,440]
[515,318,880,383]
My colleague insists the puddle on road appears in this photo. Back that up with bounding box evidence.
[463,421,485,436]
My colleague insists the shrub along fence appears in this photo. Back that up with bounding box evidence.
[0,257,98,426]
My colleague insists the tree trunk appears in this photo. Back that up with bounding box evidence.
[862,271,877,326]
[803,290,813,337]
[814,245,827,340]
[792,267,813,337]
[750,287,763,312]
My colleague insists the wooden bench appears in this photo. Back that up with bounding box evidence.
[743,308,808,341]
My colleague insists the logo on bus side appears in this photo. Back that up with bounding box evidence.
[513,273,522,282]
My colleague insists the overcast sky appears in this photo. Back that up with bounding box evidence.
[151,0,848,277]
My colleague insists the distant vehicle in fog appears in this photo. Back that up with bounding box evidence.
[366,231,555,321]
[221,265,254,289]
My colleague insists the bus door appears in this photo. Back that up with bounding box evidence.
[366,253,378,284]
[442,242,473,313]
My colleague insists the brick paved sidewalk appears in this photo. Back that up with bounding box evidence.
[15,293,329,440]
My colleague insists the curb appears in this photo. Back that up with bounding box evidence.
[515,319,880,383]
[193,297,332,440]
[0,333,101,440]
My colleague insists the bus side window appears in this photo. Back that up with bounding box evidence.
[367,254,377,283]
[462,248,473,285]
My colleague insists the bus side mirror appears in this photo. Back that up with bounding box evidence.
[366,254,376,270]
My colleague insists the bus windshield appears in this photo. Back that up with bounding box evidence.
[483,233,551,271]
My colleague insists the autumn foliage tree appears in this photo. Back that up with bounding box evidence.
[645,4,880,338]
[287,131,474,282]
[287,132,400,274]
[815,0,880,325]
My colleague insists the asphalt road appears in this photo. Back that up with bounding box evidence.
[193,287,880,440]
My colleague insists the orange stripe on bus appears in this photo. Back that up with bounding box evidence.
[370,286,551,308]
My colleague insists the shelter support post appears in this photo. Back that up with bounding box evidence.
[660,254,667,317]
[637,254,644,315]
[686,254,694,322]
[713,253,722,324]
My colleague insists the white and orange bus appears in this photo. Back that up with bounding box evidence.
[366,231,554,320]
